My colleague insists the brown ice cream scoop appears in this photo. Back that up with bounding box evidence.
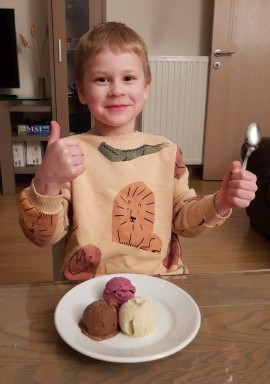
[79,299,119,341]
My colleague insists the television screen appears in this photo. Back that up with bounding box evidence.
[0,8,20,89]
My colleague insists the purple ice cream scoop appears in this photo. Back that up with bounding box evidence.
[103,277,136,306]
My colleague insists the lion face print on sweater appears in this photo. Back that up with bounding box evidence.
[63,244,101,280]
[112,181,162,252]
[174,147,186,179]
[163,232,183,271]
[19,190,59,245]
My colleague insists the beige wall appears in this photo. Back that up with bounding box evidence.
[106,0,214,56]
[0,0,213,97]
[0,0,48,97]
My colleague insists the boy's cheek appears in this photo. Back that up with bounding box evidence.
[78,89,97,107]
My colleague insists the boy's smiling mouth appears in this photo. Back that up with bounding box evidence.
[105,104,130,111]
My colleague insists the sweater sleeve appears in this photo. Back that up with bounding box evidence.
[18,180,71,246]
[172,163,231,238]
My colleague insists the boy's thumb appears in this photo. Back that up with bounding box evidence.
[48,120,61,146]
[230,160,242,173]
[221,161,242,190]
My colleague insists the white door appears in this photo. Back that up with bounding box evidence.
[203,0,270,180]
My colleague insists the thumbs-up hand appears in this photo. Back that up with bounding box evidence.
[34,121,85,196]
[214,161,257,216]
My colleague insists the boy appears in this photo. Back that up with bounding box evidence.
[19,22,257,280]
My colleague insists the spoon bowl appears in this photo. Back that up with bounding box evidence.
[242,123,261,170]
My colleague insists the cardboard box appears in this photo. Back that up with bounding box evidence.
[26,142,43,165]
[13,142,26,167]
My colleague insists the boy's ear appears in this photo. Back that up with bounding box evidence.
[77,82,87,105]
[144,81,150,101]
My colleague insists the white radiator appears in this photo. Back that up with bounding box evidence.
[142,56,209,164]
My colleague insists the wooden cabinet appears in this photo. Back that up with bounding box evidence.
[0,99,51,195]
[47,0,105,135]
[0,1,105,195]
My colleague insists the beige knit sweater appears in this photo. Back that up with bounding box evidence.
[19,131,229,280]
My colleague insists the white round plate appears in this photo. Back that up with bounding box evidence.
[54,274,201,363]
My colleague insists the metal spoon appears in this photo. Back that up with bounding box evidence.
[242,123,261,170]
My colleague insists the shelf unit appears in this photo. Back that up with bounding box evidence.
[0,99,51,195]
[48,0,104,134]
[0,1,105,195]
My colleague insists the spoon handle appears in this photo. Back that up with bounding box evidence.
[242,147,254,170]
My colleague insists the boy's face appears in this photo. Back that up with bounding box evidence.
[78,49,150,135]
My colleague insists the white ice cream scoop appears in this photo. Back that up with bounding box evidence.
[119,297,157,337]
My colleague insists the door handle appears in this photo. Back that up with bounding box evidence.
[58,39,62,63]
[214,49,235,57]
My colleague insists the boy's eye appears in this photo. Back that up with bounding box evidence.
[95,77,109,83]
[124,75,136,82]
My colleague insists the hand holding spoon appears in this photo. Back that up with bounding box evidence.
[242,123,261,170]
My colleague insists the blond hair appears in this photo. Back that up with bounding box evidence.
[75,22,151,86]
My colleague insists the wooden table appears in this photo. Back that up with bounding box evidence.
[1,271,270,384]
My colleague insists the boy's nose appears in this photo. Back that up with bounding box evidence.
[109,80,124,96]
